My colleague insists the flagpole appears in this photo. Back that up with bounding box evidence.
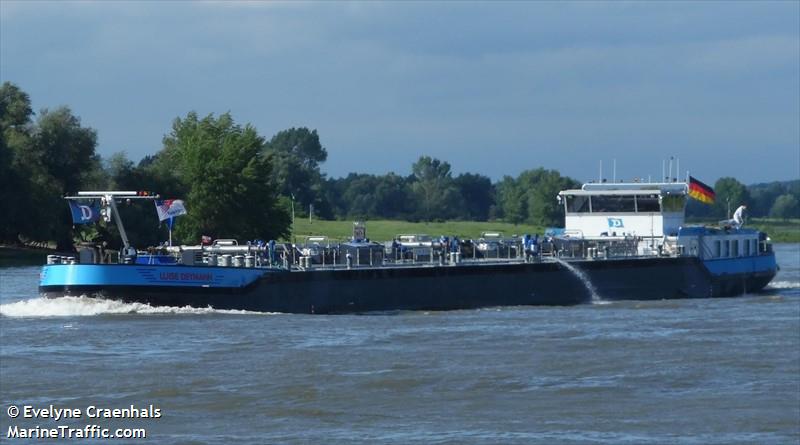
[169,216,173,247]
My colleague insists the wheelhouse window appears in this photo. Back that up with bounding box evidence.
[714,240,721,257]
[566,195,591,213]
[744,239,750,256]
[591,195,636,213]
[661,194,686,212]
[635,195,660,212]
[723,240,730,257]
[732,240,739,257]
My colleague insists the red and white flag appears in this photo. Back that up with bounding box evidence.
[154,199,187,221]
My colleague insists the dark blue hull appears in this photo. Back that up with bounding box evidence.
[39,254,777,314]
[579,256,777,300]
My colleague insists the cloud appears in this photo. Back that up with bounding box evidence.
[1,1,797,184]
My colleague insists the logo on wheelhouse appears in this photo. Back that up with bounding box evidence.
[607,218,624,228]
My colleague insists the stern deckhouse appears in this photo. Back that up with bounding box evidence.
[558,182,687,247]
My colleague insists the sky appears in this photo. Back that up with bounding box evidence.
[1,1,798,185]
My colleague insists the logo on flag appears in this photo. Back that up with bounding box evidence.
[155,199,187,221]
[68,201,100,224]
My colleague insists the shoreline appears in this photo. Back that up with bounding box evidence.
[0,246,73,266]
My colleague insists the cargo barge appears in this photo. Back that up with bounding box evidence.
[39,181,778,314]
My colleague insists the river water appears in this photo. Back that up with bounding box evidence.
[1,244,798,444]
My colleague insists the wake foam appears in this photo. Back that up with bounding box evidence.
[768,281,800,289]
[0,296,268,317]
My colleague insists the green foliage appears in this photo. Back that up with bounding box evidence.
[264,127,327,168]
[748,180,800,217]
[0,83,100,249]
[523,168,579,226]
[264,127,331,219]
[453,173,494,221]
[748,182,785,217]
[410,156,463,221]
[30,108,100,249]
[161,112,291,243]
[325,173,413,220]
[769,194,800,220]
[495,168,579,226]
[0,82,32,129]
[712,177,750,219]
[495,176,526,223]
[32,107,99,193]
[0,82,33,242]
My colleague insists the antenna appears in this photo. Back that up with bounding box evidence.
[668,156,673,183]
[676,158,680,183]
[613,159,616,183]
[599,160,603,183]
[662,160,665,183]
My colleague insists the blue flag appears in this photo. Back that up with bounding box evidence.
[68,201,101,224]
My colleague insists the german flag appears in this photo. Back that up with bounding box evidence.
[688,176,715,204]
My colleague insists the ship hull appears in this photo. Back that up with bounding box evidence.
[39,254,777,314]
[578,255,777,300]
[40,262,590,314]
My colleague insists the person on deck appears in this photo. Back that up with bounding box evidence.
[732,204,747,228]
[723,204,747,229]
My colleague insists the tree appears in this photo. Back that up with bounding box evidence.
[453,173,493,221]
[264,127,331,219]
[162,112,290,242]
[522,168,579,226]
[769,194,800,220]
[495,169,579,226]
[0,84,100,248]
[495,176,525,223]
[31,107,98,193]
[267,151,332,218]
[0,82,32,131]
[713,177,750,219]
[748,182,786,217]
[410,156,463,221]
[328,173,414,220]
[0,82,34,243]
[29,107,100,249]
[264,127,327,169]
[372,173,413,219]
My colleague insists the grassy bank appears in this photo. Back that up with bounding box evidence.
[684,217,799,243]
[290,218,800,243]
[748,218,800,243]
[286,219,545,242]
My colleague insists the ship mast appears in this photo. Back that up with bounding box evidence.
[65,191,159,252]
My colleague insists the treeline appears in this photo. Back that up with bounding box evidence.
[686,177,800,220]
[1,82,798,250]
[323,159,578,226]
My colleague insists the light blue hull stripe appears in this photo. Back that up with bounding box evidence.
[40,264,280,289]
